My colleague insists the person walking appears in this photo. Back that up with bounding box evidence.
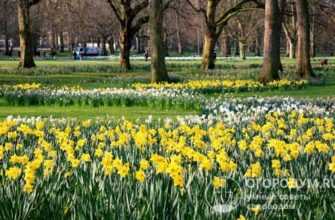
[144,49,149,61]
[73,50,77,60]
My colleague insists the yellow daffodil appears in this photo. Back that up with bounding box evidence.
[212,177,225,189]
[135,170,146,183]
[5,167,22,180]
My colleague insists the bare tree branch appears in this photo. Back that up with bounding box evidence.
[29,0,41,7]
[132,15,149,33]
[215,0,264,26]
[185,0,207,19]
[106,0,123,22]
[130,0,148,20]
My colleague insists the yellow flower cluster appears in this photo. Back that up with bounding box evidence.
[212,176,225,189]
[13,83,41,90]
[244,162,262,178]
[5,166,22,180]
[101,152,130,177]
[134,79,306,91]
[0,110,334,195]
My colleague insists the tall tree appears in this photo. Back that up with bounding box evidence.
[1,0,12,56]
[174,0,183,54]
[186,0,263,71]
[150,0,170,82]
[17,0,41,68]
[220,31,231,57]
[282,0,297,59]
[237,20,247,60]
[86,0,117,56]
[227,10,263,60]
[106,0,149,70]
[295,0,315,79]
[319,0,335,23]
[259,0,281,82]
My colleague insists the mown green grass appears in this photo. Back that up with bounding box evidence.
[0,105,196,120]
[227,70,335,98]
[0,96,195,119]
[225,84,335,98]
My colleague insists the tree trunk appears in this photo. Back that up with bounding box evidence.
[310,23,316,57]
[221,34,230,57]
[255,35,261,56]
[283,22,297,59]
[4,33,10,56]
[50,30,57,53]
[285,40,290,57]
[175,9,183,54]
[163,32,169,57]
[3,0,10,56]
[310,5,316,57]
[239,40,247,60]
[237,21,247,60]
[260,0,281,82]
[102,37,108,56]
[3,17,10,56]
[17,0,35,68]
[289,40,296,59]
[202,30,217,70]
[119,28,132,70]
[310,33,315,58]
[196,28,201,55]
[235,39,240,56]
[54,32,59,51]
[284,32,296,59]
[202,0,217,71]
[150,0,169,83]
[59,32,65,52]
[136,36,141,54]
[108,36,115,54]
[97,38,101,48]
[295,0,314,79]
[69,32,76,51]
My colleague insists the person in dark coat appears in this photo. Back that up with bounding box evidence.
[73,50,77,60]
[144,49,149,61]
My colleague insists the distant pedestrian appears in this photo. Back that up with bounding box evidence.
[144,49,149,61]
[213,51,217,61]
[8,46,13,57]
[73,50,77,60]
[321,59,328,67]
[50,50,57,59]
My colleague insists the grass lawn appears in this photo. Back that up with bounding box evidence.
[0,105,196,120]
[0,57,334,119]
[226,83,335,98]
[0,96,195,119]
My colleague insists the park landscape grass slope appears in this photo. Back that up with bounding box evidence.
[0,57,334,119]
[0,57,335,219]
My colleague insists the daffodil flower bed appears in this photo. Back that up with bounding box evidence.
[202,97,335,123]
[1,107,335,219]
[12,83,42,90]
[1,85,201,110]
[133,79,307,93]
[0,80,307,109]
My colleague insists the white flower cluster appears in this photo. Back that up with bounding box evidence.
[2,86,200,108]
[6,96,335,126]
[202,97,335,125]
[6,87,195,98]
